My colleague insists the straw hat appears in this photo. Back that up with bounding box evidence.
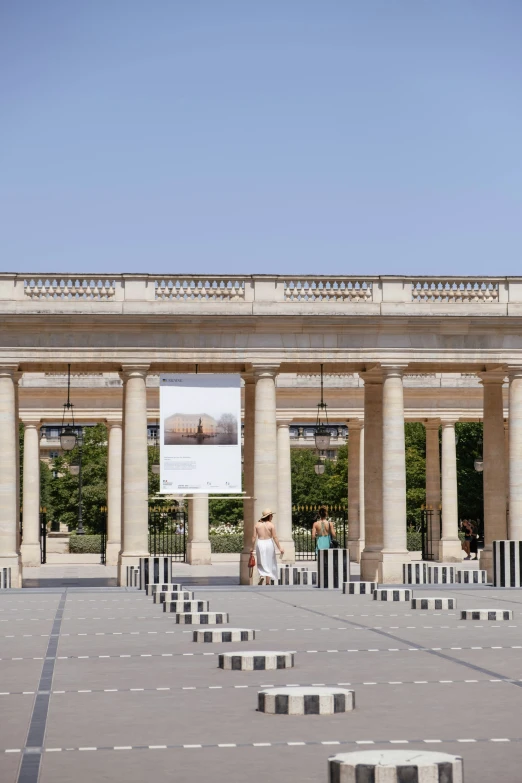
[260,508,275,520]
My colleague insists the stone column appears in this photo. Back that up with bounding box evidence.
[118,365,150,584]
[505,420,509,513]
[105,421,123,566]
[360,371,383,582]
[253,364,279,554]
[240,372,256,584]
[347,419,364,562]
[0,366,22,585]
[508,368,522,538]
[480,372,507,578]
[439,419,462,561]
[187,494,212,564]
[276,422,295,563]
[424,419,441,560]
[20,422,42,567]
[381,366,409,581]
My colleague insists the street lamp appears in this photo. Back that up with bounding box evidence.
[60,365,77,451]
[314,459,325,475]
[314,364,331,450]
[60,365,84,535]
[151,423,160,474]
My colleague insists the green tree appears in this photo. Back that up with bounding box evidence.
[405,423,426,529]
[49,424,108,533]
[456,422,484,527]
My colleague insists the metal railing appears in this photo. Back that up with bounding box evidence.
[148,507,187,561]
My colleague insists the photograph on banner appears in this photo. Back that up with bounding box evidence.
[159,374,242,494]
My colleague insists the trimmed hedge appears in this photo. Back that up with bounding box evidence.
[69,535,102,554]
[210,533,243,553]
[406,529,422,552]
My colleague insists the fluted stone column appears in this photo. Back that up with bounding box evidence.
[381,366,409,581]
[480,372,507,579]
[240,373,256,584]
[508,368,522,539]
[276,422,295,563]
[424,419,441,561]
[360,371,383,582]
[187,494,211,564]
[118,365,150,584]
[0,366,22,585]
[105,421,123,566]
[253,364,279,549]
[347,419,364,562]
[20,422,42,567]
[440,419,462,561]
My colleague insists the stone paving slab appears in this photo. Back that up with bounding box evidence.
[2,583,522,783]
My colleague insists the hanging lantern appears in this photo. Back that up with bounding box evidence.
[314,364,331,450]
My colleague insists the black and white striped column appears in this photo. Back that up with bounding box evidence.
[456,569,487,584]
[411,597,456,610]
[218,651,294,670]
[138,556,172,589]
[163,600,210,613]
[403,562,427,584]
[193,628,255,643]
[146,583,184,596]
[0,568,11,589]
[373,589,412,602]
[427,565,455,584]
[258,686,354,715]
[318,549,349,589]
[328,750,463,782]
[126,566,139,588]
[461,609,513,621]
[153,591,193,604]
[493,540,522,587]
[175,612,229,625]
[343,582,377,595]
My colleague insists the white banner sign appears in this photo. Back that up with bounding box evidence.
[159,374,242,494]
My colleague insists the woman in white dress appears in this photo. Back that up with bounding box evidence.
[251,508,285,585]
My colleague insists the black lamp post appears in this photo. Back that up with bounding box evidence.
[314,364,331,450]
[60,365,84,535]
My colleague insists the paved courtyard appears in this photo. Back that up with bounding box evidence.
[2,573,522,782]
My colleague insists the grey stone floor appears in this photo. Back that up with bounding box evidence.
[1,579,522,782]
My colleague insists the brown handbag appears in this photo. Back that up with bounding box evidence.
[248,553,256,569]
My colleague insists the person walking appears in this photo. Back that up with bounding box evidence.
[312,506,336,552]
[461,519,474,560]
[251,509,284,585]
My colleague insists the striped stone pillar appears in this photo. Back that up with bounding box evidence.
[493,540,522,587]
[318,548,349,589]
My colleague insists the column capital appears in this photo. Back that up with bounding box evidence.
[479,370,507,385]
[276,420,292,429]
[380,364,408,378]
[359,367,383,384]
[105,419,123,429]
[0,363,20,379]
[424,418,441,430]
[21,420,41,430]
[120,364,150,381]
[507,366,522,380]
[241,370,256,385]
[440,418,459,428]
[252,363,280,379]
[347,418,364,431]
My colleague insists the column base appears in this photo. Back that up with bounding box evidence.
[361,549,411,583]
[239,551,258,585]
[117,553,148,586]
[186,541,212,565]
[438,539,463,563]
[0,554,22,587]
[347,539,365,563]
[479,546,493,582]
[20,542,42,568]
[360,549,382,583]
[105,542,121,567]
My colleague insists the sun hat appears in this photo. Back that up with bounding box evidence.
[260,508,275,519]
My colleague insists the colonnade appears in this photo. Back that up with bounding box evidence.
[0,363,519,585]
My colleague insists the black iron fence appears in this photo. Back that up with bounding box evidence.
[40,509,47,564]
[292,504,348,561]
[148,506,187,561]
[99,507,108,565]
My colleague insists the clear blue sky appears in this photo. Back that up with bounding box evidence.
[1,1,521,276]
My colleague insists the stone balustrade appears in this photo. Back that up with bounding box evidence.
[3,274,521,315]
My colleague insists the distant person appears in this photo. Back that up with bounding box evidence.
[312,506,336,551]
[251,509,284,585]
[461,519,474,560]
